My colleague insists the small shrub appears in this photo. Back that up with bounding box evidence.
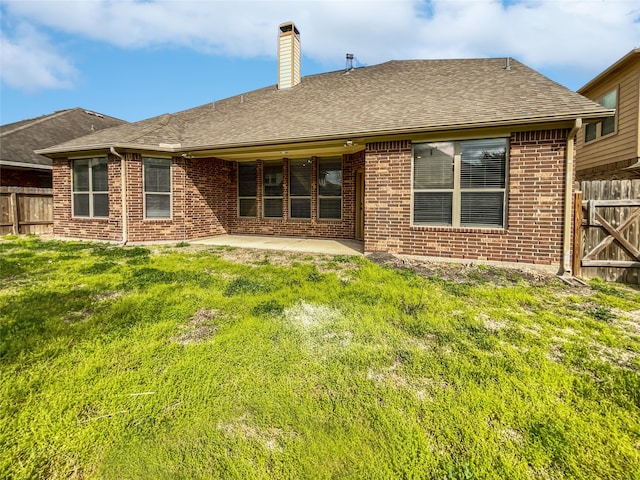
[588,305,615,323]
[307,267,324,282]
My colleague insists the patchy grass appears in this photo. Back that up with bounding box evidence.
[1,236,639,479]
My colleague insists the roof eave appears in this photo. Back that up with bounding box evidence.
[35,111,613,157]
[35,142,182,157]
[0,160,52,170]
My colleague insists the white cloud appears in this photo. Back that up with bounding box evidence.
[2,0,639,92]
[0,23,78,93]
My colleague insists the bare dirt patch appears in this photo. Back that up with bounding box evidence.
[218,414,294,451]
[366,252,555,286]
[173,308,218,345]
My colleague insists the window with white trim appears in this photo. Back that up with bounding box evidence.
[143,157,171,219]
[72,157,109,218]
[238,162,257,217]
[289,159,311,218]
[585,88,617,142]
[318,158,342,219]
[413,138,507,228]
[263,161,283,218]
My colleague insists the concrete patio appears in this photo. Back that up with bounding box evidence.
[190,234,364,255]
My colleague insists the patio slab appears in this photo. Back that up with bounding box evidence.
[190,234,364,255]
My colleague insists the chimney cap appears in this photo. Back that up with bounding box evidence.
[279,21,300,36]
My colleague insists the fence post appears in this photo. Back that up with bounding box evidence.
[9,192,19,235]
[572,191,583,278]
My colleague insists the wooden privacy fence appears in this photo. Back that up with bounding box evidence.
[573,179,640,284]
[0,187,53,235]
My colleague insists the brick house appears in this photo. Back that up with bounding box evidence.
[1,108,125,188]
[38,22,613,274]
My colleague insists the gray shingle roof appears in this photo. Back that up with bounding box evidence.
[1,108,125,167]
[38,59,613,156]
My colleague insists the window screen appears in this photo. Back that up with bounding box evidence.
[144,158,171,219]
[72,157,108,218]
[318,158,342,219]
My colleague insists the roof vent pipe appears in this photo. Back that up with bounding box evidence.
[346,53,354,72]
[504,57,511,71]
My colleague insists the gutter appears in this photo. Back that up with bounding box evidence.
[562,118,582,275]
[109,147,127,245]
[0,160,53,170]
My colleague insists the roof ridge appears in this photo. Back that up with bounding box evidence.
[1,108,77,137]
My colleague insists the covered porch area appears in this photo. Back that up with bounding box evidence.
[190,234,363,255]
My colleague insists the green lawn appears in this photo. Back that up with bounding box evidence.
[1,236,639,479]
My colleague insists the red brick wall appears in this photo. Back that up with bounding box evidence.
[226,155,357,239]
[184,158,233,239]
[52,129,570,269]
[53,154,233,243]
[1,167,52,188]
[52,155,122,241]
[363,131,570,267]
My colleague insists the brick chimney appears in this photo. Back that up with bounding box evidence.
[278,22,301,89]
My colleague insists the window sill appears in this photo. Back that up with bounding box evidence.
[410,225,507,234]
[71,216,109,221]
[584,130,617,146]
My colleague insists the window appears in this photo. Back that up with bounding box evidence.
[238,162,257,217]
[413,138,507,228]
[143,157,171,219]
[263,161,283,218]
[289,159,311,218]
[72,157,108,218]
[318,158,342,219]
[585,88,617,142]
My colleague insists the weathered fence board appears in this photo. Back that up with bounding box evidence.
[0,187,53,235]
[576,179,640,284]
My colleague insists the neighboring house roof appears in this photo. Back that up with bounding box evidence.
[38,59,613,156]
[578,48,640,94]
[1,108,126,169]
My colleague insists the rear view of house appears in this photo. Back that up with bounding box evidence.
[38,22,614,274]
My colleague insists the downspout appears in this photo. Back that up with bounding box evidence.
[562,118,582,275]
[110,147,127,245]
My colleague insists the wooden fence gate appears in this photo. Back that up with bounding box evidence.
[573,179,640,284]
[0,187,53,235]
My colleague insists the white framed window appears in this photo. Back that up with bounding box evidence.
[413,138,507,228]
[143,157,171,219]
[318,157,342,220]
[238,162,257,217]
[289,159,311,219]
[263,161,283,218]
[585,88,617,142]
[72,157,109,218]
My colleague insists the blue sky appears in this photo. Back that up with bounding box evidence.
[1,0,639,125]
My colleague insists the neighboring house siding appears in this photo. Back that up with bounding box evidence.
[364,130,569,267]
[576,56,640,180]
